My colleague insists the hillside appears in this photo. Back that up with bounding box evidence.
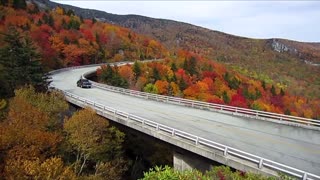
[96,51,320,119]
[32,0,320,99]
[0,1,318,119]
[0,2,167,97]
[0,3,167,69]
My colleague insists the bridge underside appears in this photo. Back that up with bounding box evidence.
[173,150,215,172]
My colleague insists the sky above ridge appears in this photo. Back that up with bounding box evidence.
[52,1,320,42]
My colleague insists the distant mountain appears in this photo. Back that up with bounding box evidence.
[32,0,320,98]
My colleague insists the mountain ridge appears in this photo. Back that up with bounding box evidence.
[32,0,320,98]
[37,0,319,43]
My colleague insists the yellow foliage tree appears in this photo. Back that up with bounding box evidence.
[64,108,125,176]
[155,80,169,95]
[5,157,76,180]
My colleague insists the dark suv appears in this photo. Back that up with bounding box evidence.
[77,78,92,88]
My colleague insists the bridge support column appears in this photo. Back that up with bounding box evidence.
[173,150,214,172]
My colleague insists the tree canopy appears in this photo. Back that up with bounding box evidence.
[0,29,48,98]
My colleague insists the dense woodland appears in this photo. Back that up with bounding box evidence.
[97,52,319,119]
[0,2,166,97]
[0,1,317,179]
[0,86,128,179]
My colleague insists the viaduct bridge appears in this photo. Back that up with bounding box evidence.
[49,62,320,179]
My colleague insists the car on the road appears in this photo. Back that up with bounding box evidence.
[77,78,92,88]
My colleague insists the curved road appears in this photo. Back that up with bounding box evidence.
[51,65,320,175]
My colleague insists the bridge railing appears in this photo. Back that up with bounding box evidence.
[62,90,320,180]
[89,81,320,127]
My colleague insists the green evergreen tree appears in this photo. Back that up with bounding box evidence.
[63,37,70,44]
[183,59,188,72]
[255,88,262,99]
[42,14,49,24]
[170,62,177,72]
[167,83,173,96]
[92,17,97,24]
[68,18,80,30]
[178,78,187,91]
[111,73,128,88]
[224,72,240,90]
[66,9,75,16]
[95,33,100,43]
[48,14,54,27]
[37,19,43,26]
[62,18,68,29]
[183,57,198,76]
[224,72,230,82]
[133,61,141,79]
[222,91,230,104]
[243,87,261,101]
[0,0,8,6]
[153,67,160,81]
[13,0,26,9]
[0,29,48,97]
[284,109,291,115]
[271,85,276,96]
[0,64,10,98]
[188,56,197,76]
[28,2,40,14]
[229,78,240,90]
[139,53,145,60]
[280,88,285,96]
[79,15,84,23]
[100,64,114,84]
[261,80,266,90]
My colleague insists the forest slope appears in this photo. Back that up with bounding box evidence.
[33,0,320,99]
[0,1,318,119]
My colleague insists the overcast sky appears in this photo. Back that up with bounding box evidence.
[52,1,320,42]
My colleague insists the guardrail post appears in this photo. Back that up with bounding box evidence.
[224,147,228,156]
[258,158,263,169]
[303,173,307,180]
[172,129,175,136]
[191,102,194,107]
[167,96,169,102]
[156,124,159,131]
[195,137,199,145]
[142,119,145,125]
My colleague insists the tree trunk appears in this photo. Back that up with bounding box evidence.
[94,161,101,176]
[78,154,89,176]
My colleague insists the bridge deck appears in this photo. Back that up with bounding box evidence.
[51,66,320,175]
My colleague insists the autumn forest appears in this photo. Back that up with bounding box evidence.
[0,0,319,179]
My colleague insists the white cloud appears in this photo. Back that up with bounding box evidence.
[52,1,320,42]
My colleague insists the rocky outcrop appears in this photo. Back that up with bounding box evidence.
[270,39,298,54]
